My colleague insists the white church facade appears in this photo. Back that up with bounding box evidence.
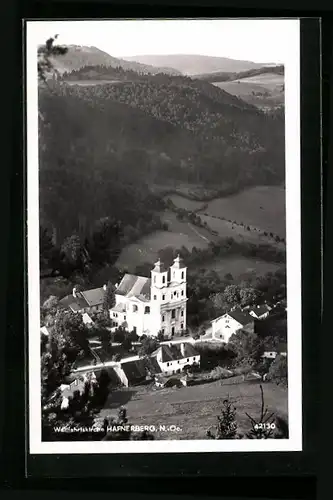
[110,256,188,338]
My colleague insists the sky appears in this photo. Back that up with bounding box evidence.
[27,19,299,64]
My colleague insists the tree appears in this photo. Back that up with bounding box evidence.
[207,398,238,439]
[138,337,158,356]
[223,284,240,306]
[103,281,116,311]
[38,35,68,82]
[267,354,288,386]
[61,234,83,270]
[245,385,276,439]
[239,287,261,307]
[228,329,262,366]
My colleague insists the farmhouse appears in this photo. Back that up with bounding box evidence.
[249,304,271,320]
[261,342,287,360]
[151,342,200,376]
[59,285,106,314]
[110,256,188,338]
[210,308,254,343]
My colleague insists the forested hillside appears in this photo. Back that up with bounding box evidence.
[39,64,285,250]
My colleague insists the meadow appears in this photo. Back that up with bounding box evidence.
[202,256,281,281]
[165,186,285,237]
[100,378,288,440]
[212,72,284,109]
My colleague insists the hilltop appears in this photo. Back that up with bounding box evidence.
[121,54,276,76]
[48,44,182,76]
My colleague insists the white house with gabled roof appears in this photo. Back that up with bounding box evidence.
[208,308,255,343]
[110,256,188,338]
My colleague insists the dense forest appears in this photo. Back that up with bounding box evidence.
[39,62,285,255]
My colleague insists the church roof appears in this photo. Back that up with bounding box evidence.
[170,254,186,269]
[116,274,151,301]
[152,259,167,273]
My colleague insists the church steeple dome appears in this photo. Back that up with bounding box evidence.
[152,258,167,273]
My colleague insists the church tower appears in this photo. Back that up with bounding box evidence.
[164,255,188,338]
[149,259,168,336]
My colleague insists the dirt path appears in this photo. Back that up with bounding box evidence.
[187,223,210,243]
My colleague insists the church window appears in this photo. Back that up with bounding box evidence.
[181,290,184,296]
[181,310,184,317]
[162,294,165,300]
[181,271,184,279]
[144,306,150,314]
[133,305,138,312]
[162,276,166,283]
[167,362,170,366]
[181,323,184,330]
[162,315,165,322]
[171,310,176,319]
[154,295,157,300]
[172,327,175,335]
[124,316,126,321]
[187,358,189,362]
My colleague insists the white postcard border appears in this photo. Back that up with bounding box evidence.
[27,19,302,454]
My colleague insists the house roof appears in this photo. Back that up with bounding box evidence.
[250,304,271,316]
[155,343,199,363]
[228,308,253,326]
[81,288,105,307]
[121,359,147,382]
[116,274,151,301]
[59,287,105,310]
[278,342,287,353]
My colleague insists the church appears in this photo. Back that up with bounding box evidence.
[110,255,188,338]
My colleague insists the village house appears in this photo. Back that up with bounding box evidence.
[113,355,162,387]
[53,372,98,410]
[248,304,271,320]
[151,342,200,376]
[110,256,188,338]
[209,308,255,343]
[261,342,287,360]
[59,285,106,314]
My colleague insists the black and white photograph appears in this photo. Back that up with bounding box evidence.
[27,18,302,453]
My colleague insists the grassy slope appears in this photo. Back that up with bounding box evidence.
[100,379,287,440]
[164,186,286,237]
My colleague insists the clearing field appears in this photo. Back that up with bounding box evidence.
[213,80,269,96]
[202,256,282,281]
[204,186,285,237]
[240,72,284,88]
[116,225,211,273]
[66,80,124,86]
[100,379,287,440]
[165,186,285,238]
[200,214,284,248]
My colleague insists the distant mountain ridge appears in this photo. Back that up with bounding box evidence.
[121,54,277,76]
[48,44,182,76]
